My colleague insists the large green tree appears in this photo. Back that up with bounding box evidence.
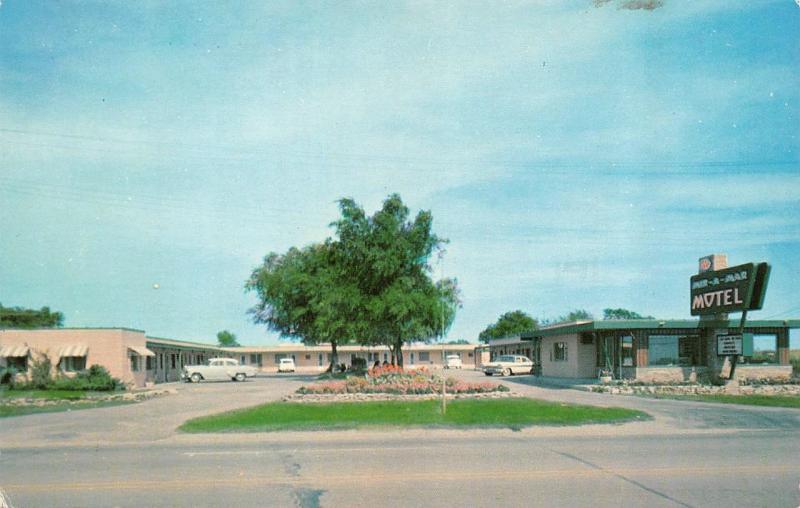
[332,194,459,367]
[478,310,537,343]
[216,330,240,347]
[602,308,653,320]
[0,303,64,328]
[246,242,365,371]
[247,194,459,370]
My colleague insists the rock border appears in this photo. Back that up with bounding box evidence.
[1,388,176,407]
[283,391,518,403]
[590,384,800,396]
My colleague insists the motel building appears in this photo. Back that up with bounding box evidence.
[0,327,485,388]
[488,318,799,383]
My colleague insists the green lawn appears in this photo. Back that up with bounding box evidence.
[179,398,648,433]
[0,389,114,401]
[0,388,133,418]
[645,393,800,409]
[0,399,134,418]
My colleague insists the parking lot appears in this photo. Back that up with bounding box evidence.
[0,373,313,448]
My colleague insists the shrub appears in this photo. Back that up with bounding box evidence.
[0,366,18,386]
[29,354,54,389]
[53,365,123,391]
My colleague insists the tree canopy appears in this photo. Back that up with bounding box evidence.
[0,303,64,328]
[602,308,654,320]
[216,330,240,347]
[478,310,537,343]
[246,194,459,370]
[542,309,594,326]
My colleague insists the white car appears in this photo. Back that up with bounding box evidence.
[444,354,462,369]
[181,358,257,383]
[277,357,296,373]
[483,355,533,376]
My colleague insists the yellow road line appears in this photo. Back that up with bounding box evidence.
[6,465,799,493]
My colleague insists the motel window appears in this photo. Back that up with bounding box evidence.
[130,355,140,372]
[240,355,246,364]
[305,354,311,360]
[275,354,291,364]
[146,356,153,370]
[468,352,473,358]
[419,352,430,362]
[410,353,415,364]
[171,354,176,369]
[383,352,388,362]
[318,354,324,366]
[61,356,87,372]
[621,335,634,367]
[740,334,778,365]
[648,335,699,367]
[553,342,568,362]
[6,356,28,371]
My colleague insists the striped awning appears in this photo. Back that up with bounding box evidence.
[128,345,155,357]
[0,345,30,357]
[59,344,88,357]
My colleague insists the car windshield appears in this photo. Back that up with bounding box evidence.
[497,355,515,362]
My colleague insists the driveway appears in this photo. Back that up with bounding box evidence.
[0,374,313,448]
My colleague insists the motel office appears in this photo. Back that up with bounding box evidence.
[0,328,484,388]
[488,319,798,382]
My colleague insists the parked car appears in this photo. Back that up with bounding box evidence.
[181,358,257,383]
[483,355,533,376]
[277,357,296,373]
[444,354,462,369]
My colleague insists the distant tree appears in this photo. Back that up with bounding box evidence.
[542,309,594,326]
[216,330,240,347]
[446,339,470,345]
[0,303,64,328]
[602,308,654,320]
[478,310,538,343]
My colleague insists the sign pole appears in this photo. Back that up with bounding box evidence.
[729,308,748,380]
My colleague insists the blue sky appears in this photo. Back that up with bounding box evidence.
[1,1,798,345]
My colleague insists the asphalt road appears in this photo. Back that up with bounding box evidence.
[2,371,799,507]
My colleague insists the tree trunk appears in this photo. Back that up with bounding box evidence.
[390,347,396,366]
[326,341,339,373]
[395,339,404,369]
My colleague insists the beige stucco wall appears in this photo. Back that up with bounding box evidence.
[733,365,792,381]
[229,344,478,373]
[0,328,150,387]
[631,367,705,383]
[541,334,579,378]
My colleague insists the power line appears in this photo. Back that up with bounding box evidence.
[2,127,798,175]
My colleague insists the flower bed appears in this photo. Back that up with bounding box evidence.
[295,366,509,397]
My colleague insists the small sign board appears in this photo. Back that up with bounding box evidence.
[717,334,742,356]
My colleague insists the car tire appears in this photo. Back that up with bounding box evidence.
[190,373,202,383]
[484,372,492,376]
[235,373,246,382]
[503,368,511,376]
